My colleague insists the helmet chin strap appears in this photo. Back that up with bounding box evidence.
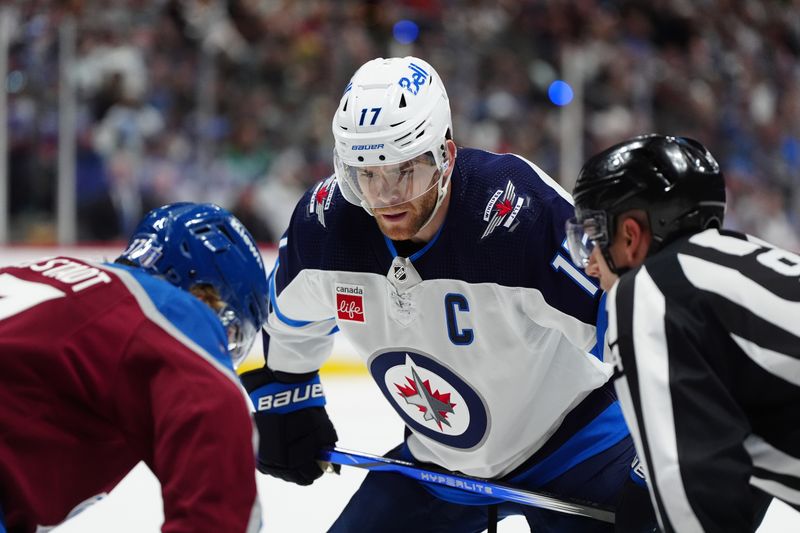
[419,147,453,233]
[360,200,375,217]
[603,236,658,276]
[601,247,629,277]
[418,171,450,233]
[606,228,660,275]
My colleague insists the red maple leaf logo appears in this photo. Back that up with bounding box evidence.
[395,376,457,429]
[495,199,513,217]
[315,185,329,205]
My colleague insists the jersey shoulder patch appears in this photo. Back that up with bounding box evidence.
[283,176,378,274]
[293,175,368,235]
[306,175,341,228]
[453,148,573,245]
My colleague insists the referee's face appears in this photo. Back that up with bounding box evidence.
[586,214,651,291]
[586,246,619,292]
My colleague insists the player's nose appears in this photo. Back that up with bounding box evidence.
[585,248,601,277]
[375,175,404,204]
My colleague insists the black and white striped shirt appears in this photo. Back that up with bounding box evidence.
[606,228,800,533]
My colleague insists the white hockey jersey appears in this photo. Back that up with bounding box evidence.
[263,148,619,478]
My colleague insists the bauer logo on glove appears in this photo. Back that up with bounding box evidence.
[249,374,326,414]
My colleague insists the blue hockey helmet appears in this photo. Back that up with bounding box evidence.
[119,202,269,366]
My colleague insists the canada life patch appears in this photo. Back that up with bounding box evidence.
[335,284,365,323]
[368,350,489,450]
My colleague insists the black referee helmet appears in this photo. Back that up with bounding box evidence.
[572,134,726,256]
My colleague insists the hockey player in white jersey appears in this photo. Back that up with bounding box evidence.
[241,56,656,531]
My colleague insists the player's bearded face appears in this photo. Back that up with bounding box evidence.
[372,183,439,241]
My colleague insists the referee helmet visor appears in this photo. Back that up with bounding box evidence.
[565,210,610,268]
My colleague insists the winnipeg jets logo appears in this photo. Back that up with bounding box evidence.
[370,351,489,449]
[395,364,456,430]
[481,180,527,239]
[308,176,337,227]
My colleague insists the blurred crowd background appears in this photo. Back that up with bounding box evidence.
[4,0,800,249]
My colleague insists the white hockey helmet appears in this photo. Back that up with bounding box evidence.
[332,57,453,213]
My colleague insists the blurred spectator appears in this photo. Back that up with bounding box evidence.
[76,121,119,240]
[252,147,309,239]
[4,0,800,249]
[92,98,164,158]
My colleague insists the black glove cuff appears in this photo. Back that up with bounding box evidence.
[240,366,318,392]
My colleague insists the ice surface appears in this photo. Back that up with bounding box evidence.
[51,375,800,532]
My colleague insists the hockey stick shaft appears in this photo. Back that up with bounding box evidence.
[319,447,615,523]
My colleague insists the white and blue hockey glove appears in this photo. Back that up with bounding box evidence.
[240,367,339,486]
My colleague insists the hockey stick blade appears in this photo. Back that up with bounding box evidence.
[319,447,615,523]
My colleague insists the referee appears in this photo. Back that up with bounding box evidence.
[565,134,799,532]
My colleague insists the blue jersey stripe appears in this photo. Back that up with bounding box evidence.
[384,237,399,258]
[509,401,629,488]
[269,260,314,327]
[382,222,445,261]
[590,292,609,360]
[107,264,234,373]
[409,223,445,262]
[269,260,335,328]
[401,401,630,506]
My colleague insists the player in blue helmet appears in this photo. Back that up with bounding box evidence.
[118,202,269,366]
[0,201,267,532]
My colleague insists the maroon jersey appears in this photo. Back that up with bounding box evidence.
[0,257,260,533]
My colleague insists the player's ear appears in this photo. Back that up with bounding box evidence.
[619,215,651,266]
[442,139,457,179]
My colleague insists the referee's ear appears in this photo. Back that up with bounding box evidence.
[617,214,651,268]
